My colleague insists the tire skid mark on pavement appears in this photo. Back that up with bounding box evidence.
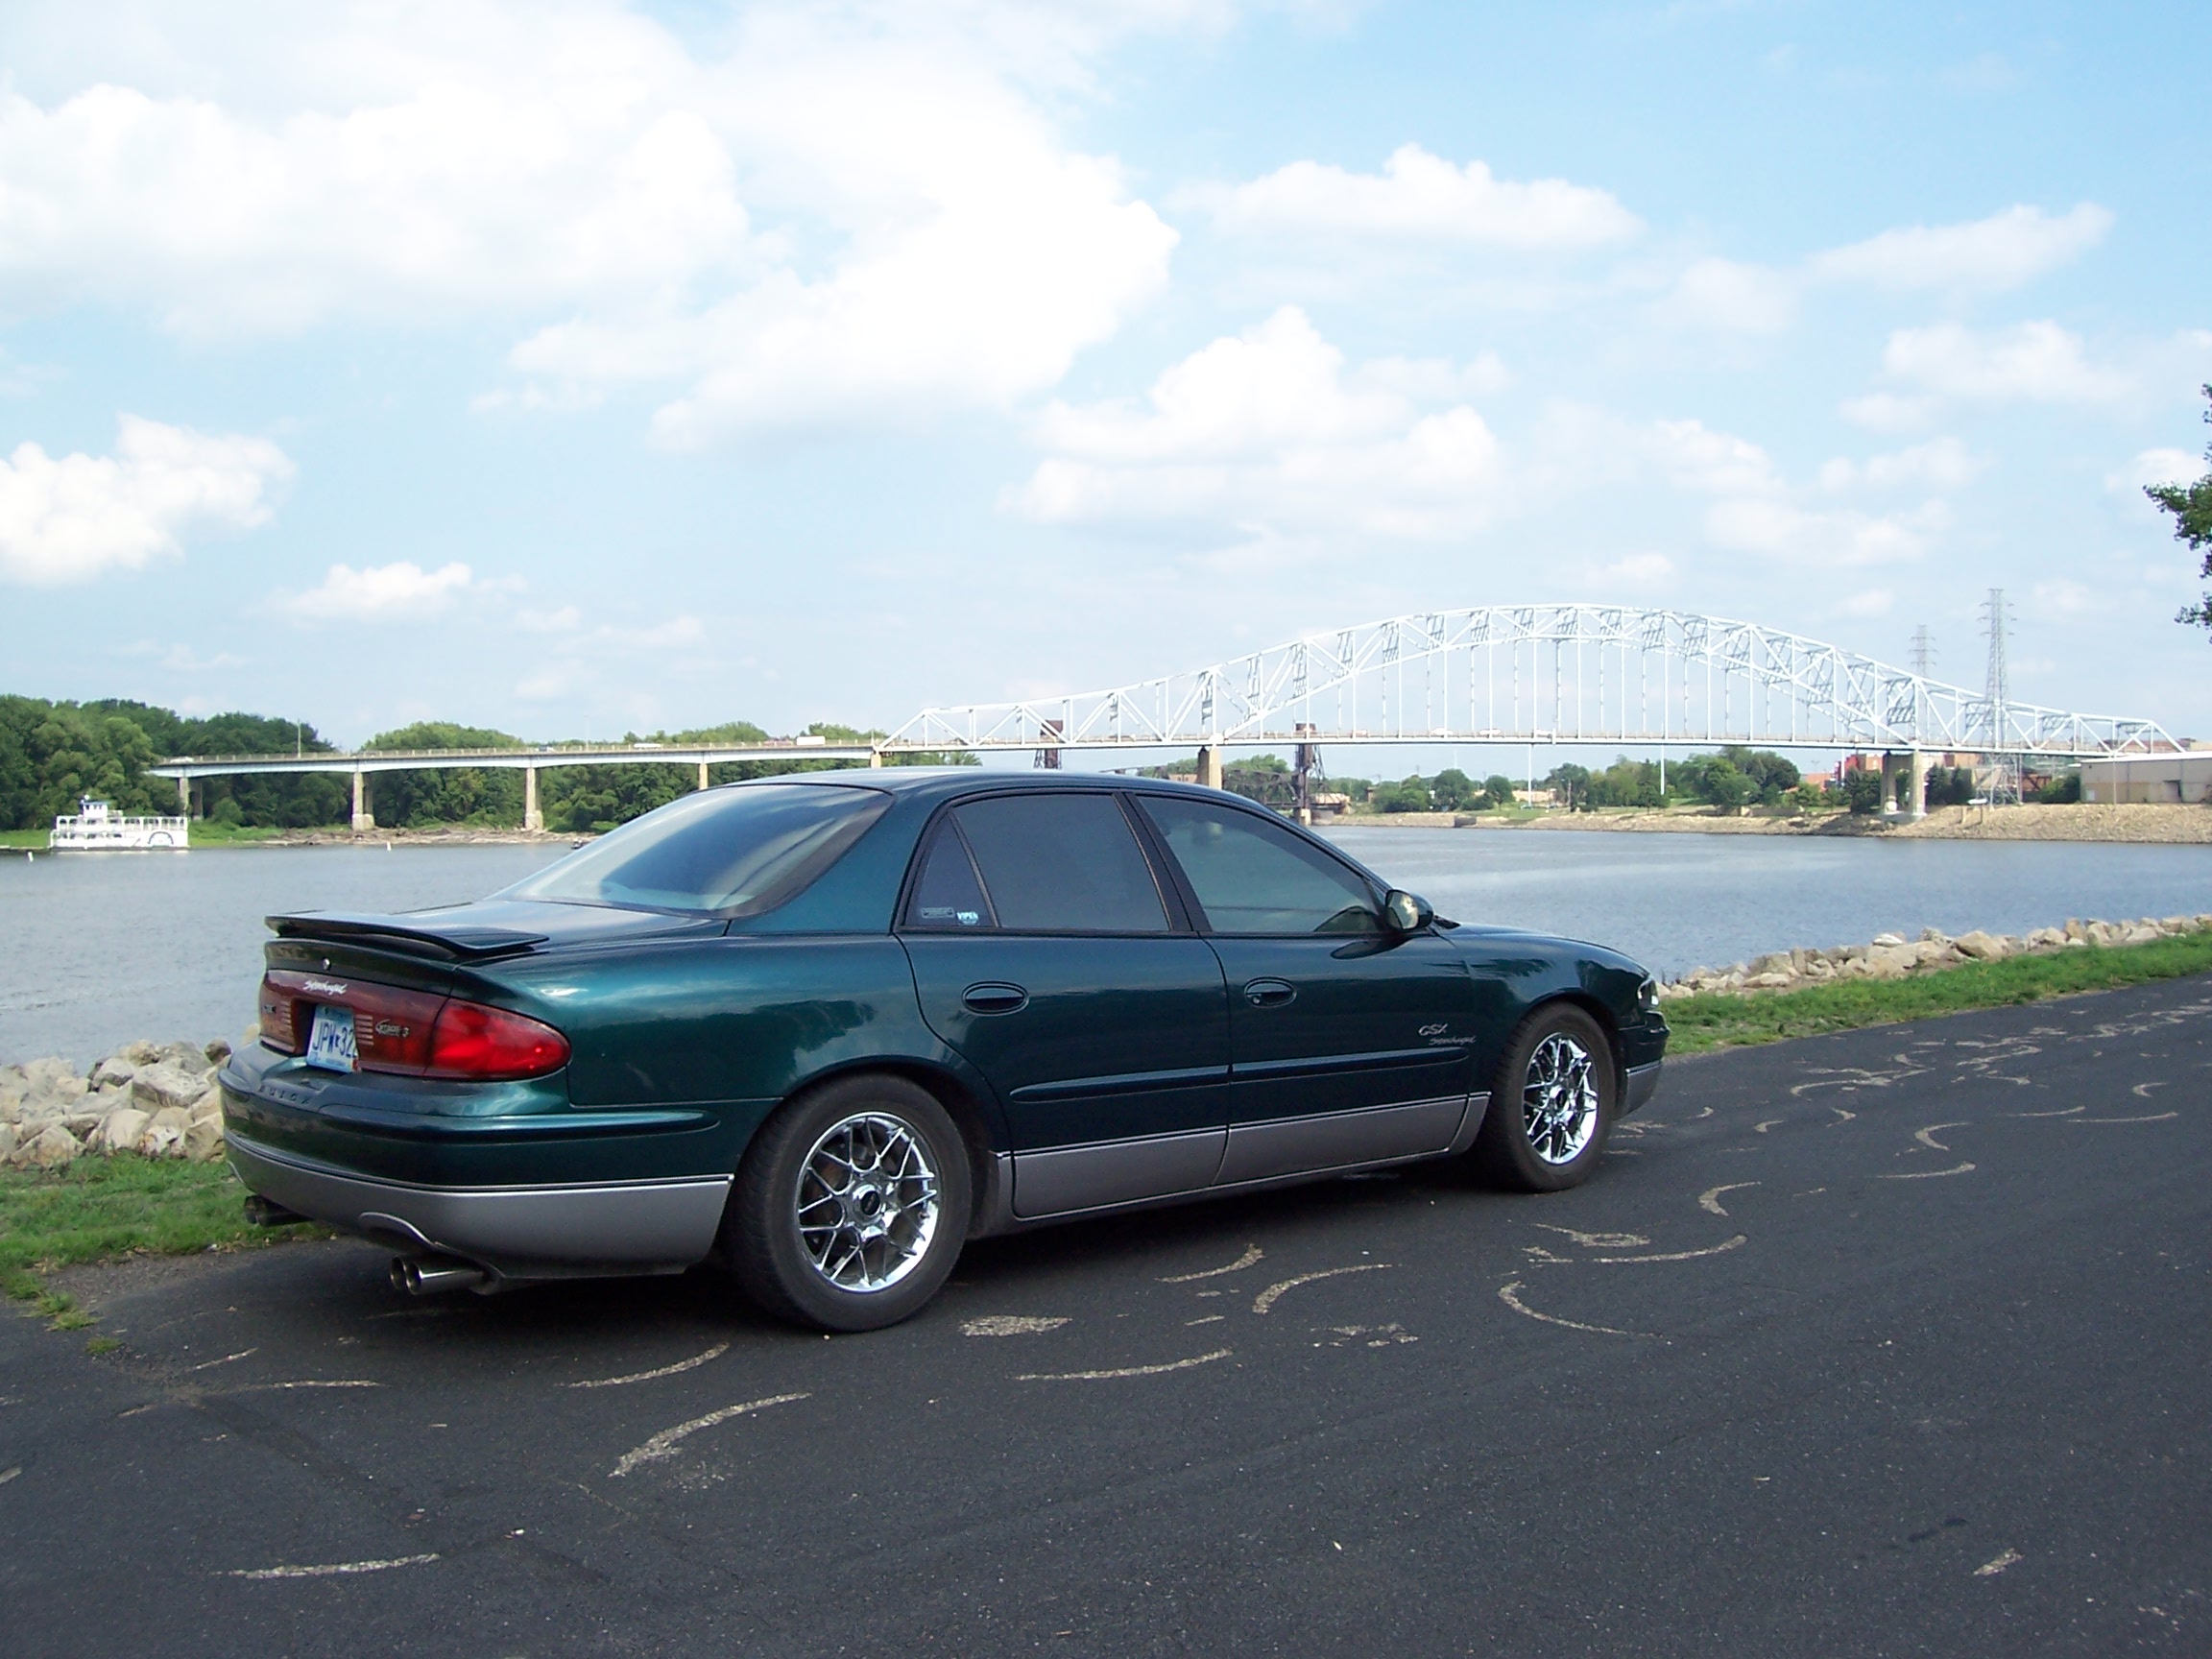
[1880,1161,1977,1180]
[225,1552,441,1581]
[1159,1245,1263,1283]
[1497,1281,1654,1339]
[2018,1105,2086,1118]
[1015,1349,1233,1382]
[1790,1062,1930,1098]
[2131,1081,2167,1098]
[2069,1111,2179,1125]
[1592,1235,1745,1264]
[223,1380,383,1394]
[1914,1122,1968,1152]
[960,1316,1070,1337]
[1251,1263,1394,1315]
[187,1348,257,1372]
[566,1342,730,1388]
[609,1392,809,1478]
[1753,1118,1785,1134]
[1698,1182,1759,1217]
[1532,1224,1650,1249]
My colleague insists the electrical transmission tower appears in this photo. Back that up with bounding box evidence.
[1982,589,2021,804]
[1910,625,1936,679]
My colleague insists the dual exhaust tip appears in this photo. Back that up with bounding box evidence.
[390,1254,490,1296]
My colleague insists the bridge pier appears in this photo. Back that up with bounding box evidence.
[1196,746,1224,791]
[523,765,541,832]
[1907,750,1930,822]
[698,759,710,791]
[178,776,190,815]
[350,769,375,833]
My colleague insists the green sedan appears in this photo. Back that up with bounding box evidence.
[223,770,1668,1331]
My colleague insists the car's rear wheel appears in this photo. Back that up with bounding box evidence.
[1473,1004,1616,1191]
[727,1074,972,1332]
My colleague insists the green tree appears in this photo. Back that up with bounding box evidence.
[364,721,528,828]
[1372,775,1433,813]
[1542,762,1593,810]
[1480,775,1516,809]
[2150,385,2212,637]
[1842,766,1886,815]
[1431,767,1478,810]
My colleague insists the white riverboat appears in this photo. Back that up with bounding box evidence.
[49,798,190,852]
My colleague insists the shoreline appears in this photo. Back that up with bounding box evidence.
[1335,802,2212,845]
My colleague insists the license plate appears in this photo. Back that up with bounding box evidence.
[304,1003,358,1072]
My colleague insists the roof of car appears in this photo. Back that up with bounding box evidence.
[724,765,1238,805]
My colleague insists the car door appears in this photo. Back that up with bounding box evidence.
[900,790,1230,1218]
[1134,794,1477,1186]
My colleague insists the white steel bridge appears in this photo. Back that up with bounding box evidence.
[148,606,2178,828]
[882,604,2176,761]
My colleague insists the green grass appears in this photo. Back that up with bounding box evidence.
[1664,931,2212,1054]
[0,829,46,849]
[1,1155,321,1311]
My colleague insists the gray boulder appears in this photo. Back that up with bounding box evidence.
[132,1063,210,1115]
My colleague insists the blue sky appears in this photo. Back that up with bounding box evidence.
[2,0,2208,754]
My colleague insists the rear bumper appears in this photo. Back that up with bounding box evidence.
[226,1128,730,1282]
[1623,1060,1663,1115]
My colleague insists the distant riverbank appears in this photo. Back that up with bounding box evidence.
[1347,802,2212,845]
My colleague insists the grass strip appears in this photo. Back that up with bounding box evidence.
[1663,931,2212,1055]
[1,1156,321,1314]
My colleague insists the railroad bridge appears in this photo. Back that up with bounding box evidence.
[151,605,2178,828]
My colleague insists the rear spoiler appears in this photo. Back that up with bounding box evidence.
[267,912,549,962]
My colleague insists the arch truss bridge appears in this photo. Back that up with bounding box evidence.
[883,604,2175,761]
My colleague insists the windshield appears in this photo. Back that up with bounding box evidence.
[499,783,890,917]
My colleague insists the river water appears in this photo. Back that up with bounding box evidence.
[5,831,2212,1066]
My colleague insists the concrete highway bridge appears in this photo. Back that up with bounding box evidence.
[150,605,2180,828]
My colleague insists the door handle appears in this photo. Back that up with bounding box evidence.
[962,982,1029,1016]
[1242,978,1297,1009]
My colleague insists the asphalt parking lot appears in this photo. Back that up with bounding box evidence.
[4,975,2208,1657]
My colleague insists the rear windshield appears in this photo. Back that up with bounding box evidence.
[498,784,890,918]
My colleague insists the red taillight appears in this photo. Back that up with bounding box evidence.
[258,973,566,1081]
[425,999,570,1080]
[258,974,299,1053]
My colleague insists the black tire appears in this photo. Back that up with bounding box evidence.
[1472,1003,1616,1192]
[726,1074,973,1333]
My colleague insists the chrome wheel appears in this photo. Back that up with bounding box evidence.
[794,1112,942,1293]
[1522,1031,1600,1165]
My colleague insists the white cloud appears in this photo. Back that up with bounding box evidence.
[1839,392,1936,433]
[1633,418,1949,565]
[1808,204,2111,293]
[2110,446,2204,493]
[0,2,1181,437]
[284,561,478,621]
[1839,589,1894,618]
[1880,320,2134,404]
[1007,307,1505,538]
[512,612,709,701]
[2032,577,2102,616]
[1655,203,2111,338]
[1598,552,1675,588]
[1190,143,1641,248]
[1658,257,1798,334]
[1817,437,1982,493]
[0,415,291,585]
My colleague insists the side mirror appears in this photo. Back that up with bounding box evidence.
[1382,889,1433,932]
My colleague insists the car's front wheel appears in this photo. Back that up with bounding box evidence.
[1473,1004,1616,1191]
[726,1075,973,1332]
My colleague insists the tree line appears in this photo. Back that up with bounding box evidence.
[0,698,968,834]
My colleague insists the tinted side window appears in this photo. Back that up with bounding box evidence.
[952,794,1169,934]
[904,821,996,929]
[1138,797,1380,935]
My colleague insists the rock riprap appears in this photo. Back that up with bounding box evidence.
[1653,913,2212,1000]
[0,1038,233,1169]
